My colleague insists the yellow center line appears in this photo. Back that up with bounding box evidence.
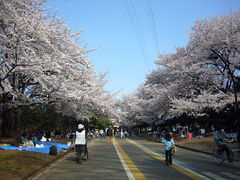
[113,137,147,180]
[126,138,206,180]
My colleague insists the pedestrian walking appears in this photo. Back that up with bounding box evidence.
[162,133,175,166]
[124,130,128,137]
[75,124,88,163]
[99,129,104,139]
[106,126,113,144]
[120,129,124,138]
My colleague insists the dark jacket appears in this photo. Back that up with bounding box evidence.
[107,127,112,136]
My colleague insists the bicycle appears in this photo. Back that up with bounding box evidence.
[212,139,240,168]
[75,144,88,164]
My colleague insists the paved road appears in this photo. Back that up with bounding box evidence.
[33,136,240,180]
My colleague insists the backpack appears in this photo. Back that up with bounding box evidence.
[107,127,112,136]
[49,145,57,155]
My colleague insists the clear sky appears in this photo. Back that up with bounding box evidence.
[46,0,240,99]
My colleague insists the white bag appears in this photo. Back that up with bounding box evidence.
[35,144,44,148]
[40,136,47,142]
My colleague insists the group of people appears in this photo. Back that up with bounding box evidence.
[162,126,239,165]
[120,129,131,138]
[20,133,39,148]
[69,123,240,166]
[19,128,62,148]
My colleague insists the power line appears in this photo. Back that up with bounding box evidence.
[146,0,160,53]
[123,0,149,68]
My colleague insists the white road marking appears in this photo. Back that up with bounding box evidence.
[202,172,228,180]
[221,172,240,179]
[113,139,135,180]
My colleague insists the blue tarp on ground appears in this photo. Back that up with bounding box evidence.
[0,142,70,154]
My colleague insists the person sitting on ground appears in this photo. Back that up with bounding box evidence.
[68,130,75,141]
[32,135,39,147]
[21,133,28,147]
[75,124,88,163]
[28,138,34,148]
[213,126,232,162]
[45,129,51,141]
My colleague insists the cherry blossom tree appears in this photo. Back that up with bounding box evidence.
[119,11,240,127]
[188,11,240,109]
[0,0,117,136]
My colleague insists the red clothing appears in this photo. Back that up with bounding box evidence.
[187,132,193,139]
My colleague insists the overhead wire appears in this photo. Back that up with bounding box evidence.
[123,0,150,69]
[128,0,148,57]
[146,0,160,53]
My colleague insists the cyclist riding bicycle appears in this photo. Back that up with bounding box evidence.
[75,124,88,163]
[213,126,232,162]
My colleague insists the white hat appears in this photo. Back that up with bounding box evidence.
[78,124,84,129]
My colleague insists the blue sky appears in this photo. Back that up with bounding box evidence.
[46,0,239,99]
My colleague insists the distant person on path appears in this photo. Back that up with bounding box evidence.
[124,130,128,137]
[162,133,175,166]
[213,126,232,162]
[120,129,124,138]
[107,126,113,144]
[75,124,88,163]
[99,129,104,139]
[128,128,133,137]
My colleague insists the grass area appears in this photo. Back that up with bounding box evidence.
[0,150,58,179]
[139,133,216,154]
[176,136,216,153]
[0,138,70,180]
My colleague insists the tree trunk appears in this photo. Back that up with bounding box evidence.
[56,115,64,129]
[1,109,11,137]
[16,109,24,133]
[0,93,15,137]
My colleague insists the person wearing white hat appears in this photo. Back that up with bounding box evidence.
[75,124,87,163]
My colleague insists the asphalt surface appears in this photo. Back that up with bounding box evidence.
[32,136,240,180]
[33,138,128,180]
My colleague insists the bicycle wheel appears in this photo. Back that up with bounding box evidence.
[76,145,84,164]
[76,151,82,164]
[222,151,227,164]
[233,151,240,168]
[213,149,224,164]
